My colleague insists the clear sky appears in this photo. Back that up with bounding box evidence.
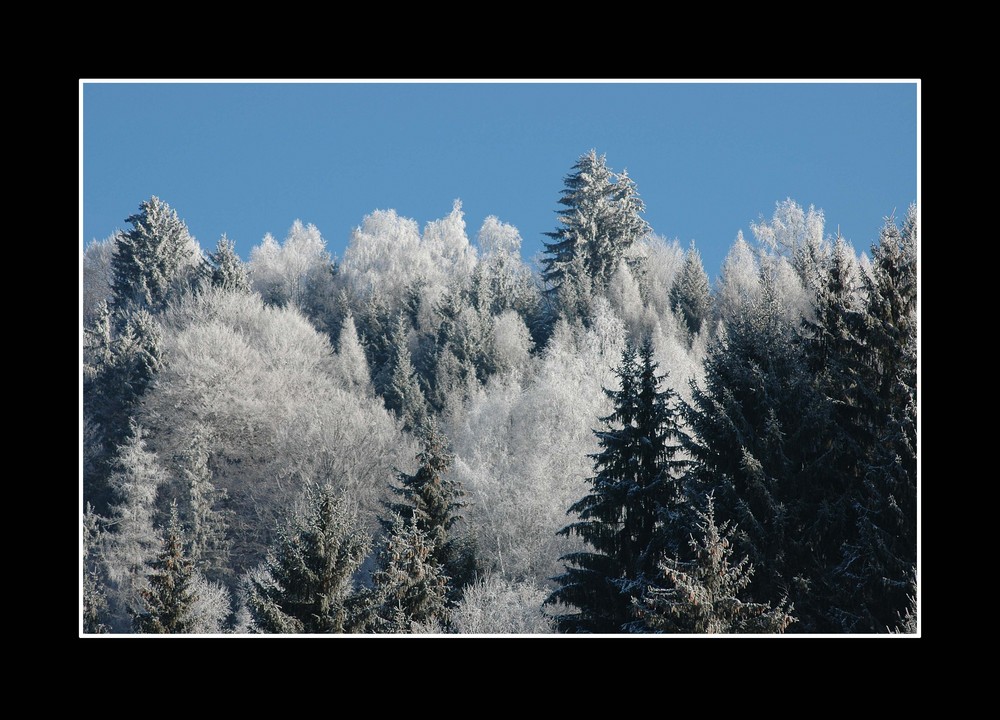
[82,81,917,281]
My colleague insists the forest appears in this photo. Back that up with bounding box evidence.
[81,150,918,635]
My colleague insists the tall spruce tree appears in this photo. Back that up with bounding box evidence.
[541,151,649,317]
[245,484,370,633]
[382,314,429,433]
[134,502,197,634]
[548,341,691,633]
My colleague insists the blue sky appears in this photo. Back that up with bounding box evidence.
[82,81,917,280]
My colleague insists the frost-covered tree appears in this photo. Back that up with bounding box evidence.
[248,220,334,311]
[383,314,429,432]
[383,420,477,597]
[245,484,369,634]
[751,199,828,297]
[363,514,451,633]
[471,216,540,321]
[134,502,197,634]
[541,151,650,316]
[111,196,203,316]
[715,231,761,328]
[636,495,795,634]
[671,242,712,338]
[548,341,691,633]
[102,424,166,631]
[174,428,231,582]
[452,575,554,634]
[83,235,116,325]
[208,235,250,293]
[331,313,373,396]
[82,504,110,634]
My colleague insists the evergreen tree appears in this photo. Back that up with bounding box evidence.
[176,429,231,582]
[333,312,374,396]
[636,494,795,633]
[111,196,198,316]
[685,275,827,626]
[832,208,918,632]
[363,513,451,633]
[671,242,712,338]
[382,420,477,597]
[245,484,369,633]
[382,314,429,432]
[208,234,250,293]
[541,151,649,316]
[547,341,691,633]
[84,305,163,514]
[134,502,197,634]
[82,504,110,634]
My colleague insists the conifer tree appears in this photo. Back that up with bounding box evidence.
[83,504,110,634]
[208,234,250,293]
[176,429,231,582]
[383,314,429,432]
[245,484,369,633]
[111,196,198,316]
[134,502,197,634]
[541,151,649,316]
[548,341,691,632]
[636,495,794,633]
[364,513,451,633]
[382,420,477,596]
[671,242,712,338]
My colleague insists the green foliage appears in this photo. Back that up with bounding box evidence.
[246,484,370,633]
[636,494,795,633]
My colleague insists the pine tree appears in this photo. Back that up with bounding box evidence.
[333,312,374,396]
[636,494,794,633]
[208,234,250,293]
[134,502,197,634]
[364,513,451,633]
[382,420,477,597]
[547,341,691,633]
[245,484,369,633]
[176,429,231,582]
[111,196,198,316]
[671,242,712,338]
[541,151,649,316]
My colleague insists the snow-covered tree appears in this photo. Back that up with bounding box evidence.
[383,314,429,432]
[134,502,197,634]
[751,198,828,296]
[363,513,451,633]
[452,575,554,634]
[82,504,110,634]
[331,312,373,396]
[637,494,795,634]
[248,220,334,310]
[715,231,761,328]
[245,484,369,633]
[541,151,650,316]
[208,234,250,293]
[83,235,115,325]
[671,241,712,339]
[111,196,203,316]
[548,341,691,633]
[174,428,231,583]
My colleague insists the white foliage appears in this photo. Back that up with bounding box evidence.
[331,313,373,396]
[715,231,762,327]
[632,234,685,319]
[83,235,115,324]
[477,215,522,257]
[187,573,232,634]
[452,575,555,634]
[487,310,534,384]
[248,220,332,308]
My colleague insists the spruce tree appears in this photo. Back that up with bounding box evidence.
[111,196,197,316]
[670,242,712,338]
[245,484,369,633]
[541,151,649,316]
[382,314,429,432]
[208,234,250,293]
[134,502,197,634]
[82,504,110,634]
[636,494,794,634]
[364,513,451,633]
[548,341,691,633]
[382,420,477,597]
[176,430,231,583]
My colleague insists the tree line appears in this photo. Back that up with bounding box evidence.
[82,150,917,634]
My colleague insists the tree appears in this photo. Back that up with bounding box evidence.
[245,484,369,633]
[332,312,373,396]
[209,234,250,293]
[175,428,231,582]
[382,420,477,597]
[451,575,554,634]
[547,341,691,633]
[541,151,649,315]
[111,196,201,316]
[363,514,451,633]
[82,504,110,634]
[134,502,197,634]
[671,242,712,338]
[636,494,794,633]
[382,314,429,432]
